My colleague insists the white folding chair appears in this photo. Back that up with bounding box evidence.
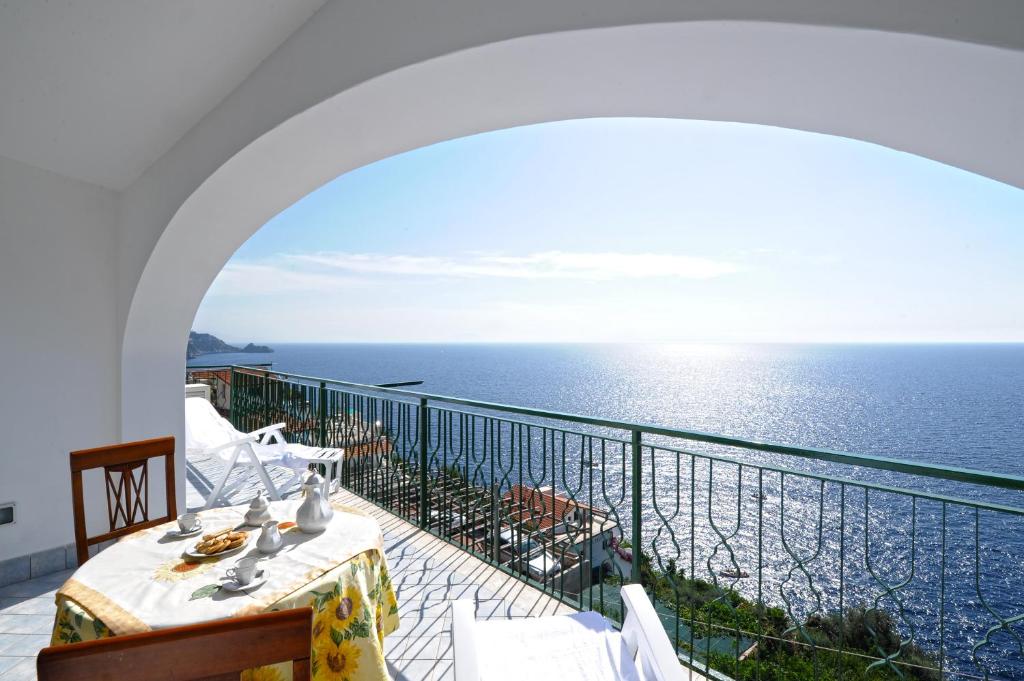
[185,397,345,509]
[451,584,696,681]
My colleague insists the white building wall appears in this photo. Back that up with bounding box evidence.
[0,154,119,562]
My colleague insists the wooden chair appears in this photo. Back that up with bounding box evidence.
[37,607,313,681]
[71,436,176,565]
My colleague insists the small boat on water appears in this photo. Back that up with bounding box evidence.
[718,568,750,579]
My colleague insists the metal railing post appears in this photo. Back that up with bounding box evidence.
[491,484,501,563]
[419,397,429,529]
[262,371,271,430]
[229,367,237,426]
[631,428,642,584]
[318,381,327,447]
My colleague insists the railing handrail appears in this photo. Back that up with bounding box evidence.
[213,364,1024,492]
[187,362,273,368]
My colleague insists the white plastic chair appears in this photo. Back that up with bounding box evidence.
[185,397,344,510]
[451,584,696,681]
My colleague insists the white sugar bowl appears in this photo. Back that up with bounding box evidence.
[244,493,272,526]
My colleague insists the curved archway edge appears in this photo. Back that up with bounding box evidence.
[121,21,1024,503]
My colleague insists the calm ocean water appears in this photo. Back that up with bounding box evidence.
[192,342,1024,476]
[190,343,1024,677]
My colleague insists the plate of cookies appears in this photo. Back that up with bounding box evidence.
[184,528,250,559]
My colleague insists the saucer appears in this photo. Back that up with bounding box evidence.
[167,526,203,538]
[221,572,266,592]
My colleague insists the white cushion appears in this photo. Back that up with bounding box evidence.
[184,397,246,454]
[474,611,641,681]
[258,442,324,469]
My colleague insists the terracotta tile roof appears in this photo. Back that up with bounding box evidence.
[502,484,591,531]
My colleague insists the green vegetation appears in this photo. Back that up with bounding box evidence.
[443,463,466,482]
[704,606,940,681]
[622,551,940,681]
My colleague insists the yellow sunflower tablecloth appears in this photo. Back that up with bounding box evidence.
[50,500,400,681]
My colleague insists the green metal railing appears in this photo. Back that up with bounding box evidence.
[192,366,1024,680]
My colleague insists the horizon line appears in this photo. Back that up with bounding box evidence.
[209,339,1024,346]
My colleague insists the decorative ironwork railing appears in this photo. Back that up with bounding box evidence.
[191,366,1024,680]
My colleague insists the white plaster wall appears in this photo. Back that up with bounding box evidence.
[0,155,119,560]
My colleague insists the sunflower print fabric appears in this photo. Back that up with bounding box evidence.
[51,549,400,681]
[152,557,216,583]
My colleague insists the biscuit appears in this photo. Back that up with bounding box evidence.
[208,539,229,554]
[195,529,247,555]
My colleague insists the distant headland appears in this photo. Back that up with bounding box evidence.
[187,331,273,360]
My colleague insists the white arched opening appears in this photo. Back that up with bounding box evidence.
[120,21,1024,505]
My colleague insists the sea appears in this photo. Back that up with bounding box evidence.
[189,343,1024,677]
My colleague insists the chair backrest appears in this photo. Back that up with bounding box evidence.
[70,436,176,566]
[37,607,313,681]
[620,584,687,681]
[185,396,244,453]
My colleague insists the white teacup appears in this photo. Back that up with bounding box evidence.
[226,557,260,586]
[177,513,200,533]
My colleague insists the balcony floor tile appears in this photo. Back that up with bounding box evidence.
[0,658,36,681]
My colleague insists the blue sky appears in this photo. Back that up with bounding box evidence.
[194,118,1024,343]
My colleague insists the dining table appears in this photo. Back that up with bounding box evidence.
[49,498,400,681]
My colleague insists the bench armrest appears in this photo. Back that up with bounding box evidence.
[451,600,480,681]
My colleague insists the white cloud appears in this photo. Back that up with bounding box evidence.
[203,250,738,302]
[204,263,367,297]
[285,250,738,281]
